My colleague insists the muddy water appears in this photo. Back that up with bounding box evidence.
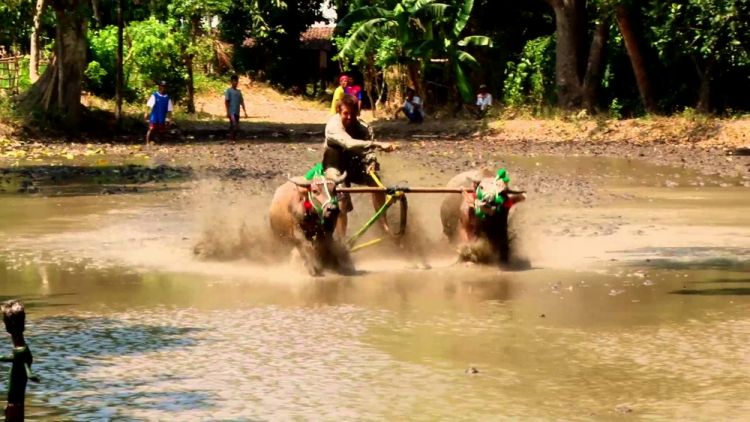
[0,155,749,420]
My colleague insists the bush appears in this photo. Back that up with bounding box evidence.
[86,18,188,103]
[503,35,555,111]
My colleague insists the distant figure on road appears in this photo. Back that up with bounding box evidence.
[394,88,423,123]
[330,74,348,115]
[144,80,173,145]
[225,74,248,142]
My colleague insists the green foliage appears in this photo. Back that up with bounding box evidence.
[645,0,750,111]
[608,97,623,119]
[0,0,33,52]
[219,0,322,87]
[86,18,188,102]
[648,0,749,67]
[503,35,555,109]
[84,61,108,92]
[336,0,492,103]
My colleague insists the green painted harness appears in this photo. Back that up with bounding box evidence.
[474,168,511,219]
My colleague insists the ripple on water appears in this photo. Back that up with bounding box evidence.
[25,306,475,420]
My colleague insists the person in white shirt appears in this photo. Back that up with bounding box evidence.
[394,88,424,123]
[144,81,174,144]
[476,84,493,111]
[466,84,493,118]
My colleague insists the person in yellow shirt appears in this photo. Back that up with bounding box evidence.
[330,74,348,115]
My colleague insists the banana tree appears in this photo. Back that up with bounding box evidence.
[412,0,493,103]
[337,0,491,105]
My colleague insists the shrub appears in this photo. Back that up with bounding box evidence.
[503,35,555,111]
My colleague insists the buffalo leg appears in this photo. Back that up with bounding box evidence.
[293,232,323,276]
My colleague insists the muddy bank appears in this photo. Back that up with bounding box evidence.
[398,137,750,181]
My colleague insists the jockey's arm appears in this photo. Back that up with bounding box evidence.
[325,119,374,152]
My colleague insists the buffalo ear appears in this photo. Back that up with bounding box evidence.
[289,176,311,187]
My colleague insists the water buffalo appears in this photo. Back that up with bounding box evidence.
[268,169,354,276]
[440,168,526,264]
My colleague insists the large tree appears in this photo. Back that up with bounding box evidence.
[20,0,90,130]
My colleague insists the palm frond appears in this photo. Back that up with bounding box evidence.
[337,6,391,33]
[409,39,443,58]
[458,35,493,48]
[410,0,438,13]
[454,61,474,103]
[338,18,391,58]
[453,0,474,38]
[418,3,451,20]
[455,50,480,67]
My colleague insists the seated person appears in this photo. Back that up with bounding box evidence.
[323,94,396,236]
[465,84,493,118]
[394,88,424,123]
[476,84,493,114]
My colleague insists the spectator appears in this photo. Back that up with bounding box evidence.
[344,76,363,112]
[394,88,424,123]
[0,300,39,421]
[465,84,493,119]
[144,80,173,145]
[330,74,348,115]
[476,84,493,116]
[225,74,248,142]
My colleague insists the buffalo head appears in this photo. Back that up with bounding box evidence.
[289,169,347,237]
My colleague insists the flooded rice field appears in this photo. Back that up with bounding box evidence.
[0,153,749,420]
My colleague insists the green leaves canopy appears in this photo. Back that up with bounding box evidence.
[336,0,492,103]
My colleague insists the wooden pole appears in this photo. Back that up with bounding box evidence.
[115,0,123,123]
[337,187,467,194]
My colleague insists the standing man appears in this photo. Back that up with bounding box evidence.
[330,74,348,115]
[324,94,396,236]
[225,74,248,142]
[144,80,173,145]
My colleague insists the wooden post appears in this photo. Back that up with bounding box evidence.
[115,0,124,123]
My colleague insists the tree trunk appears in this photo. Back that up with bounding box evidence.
[29,0,47,82]
[406,61,424,105]
[384,64,407,112]
[115,0,124,123]
[695,59,714,113]
[582,12,609,113]
[21,0,88,131]
[185,15,200,114]
[615,4,657,114]
[547,0,585,109]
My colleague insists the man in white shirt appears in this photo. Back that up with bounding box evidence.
[466,84,493,119]
[394,88,424,123]
[476,84,493,112]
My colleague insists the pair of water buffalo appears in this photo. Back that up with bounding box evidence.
[268,167,526,276]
